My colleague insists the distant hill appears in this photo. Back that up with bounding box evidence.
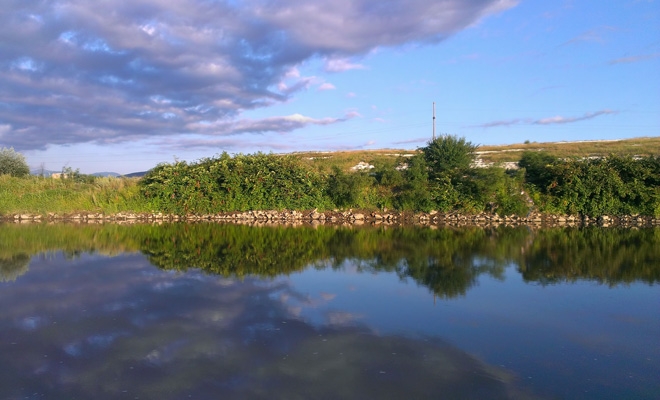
[30,169,59,176]
[91,172,121,177]
[30,169,145,178]
[123,171,148,178]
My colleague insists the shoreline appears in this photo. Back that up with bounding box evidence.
[2,210,659,228]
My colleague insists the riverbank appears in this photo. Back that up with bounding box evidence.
[2,210,659,228]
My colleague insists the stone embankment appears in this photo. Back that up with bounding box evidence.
[1,210,659,228]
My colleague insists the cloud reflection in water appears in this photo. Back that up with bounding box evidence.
[0,251,529,400]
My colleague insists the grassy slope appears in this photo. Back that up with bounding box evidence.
[293,136,660,171]
[0,175,149,215]
[1,136,658,215]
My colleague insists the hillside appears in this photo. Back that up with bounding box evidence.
[292,136,660,172]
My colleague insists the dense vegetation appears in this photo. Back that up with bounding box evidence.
[138,136,530,215]
[0,174,148,214]
[140,152,331,214]
[0,147,30,177]
[1,223,658,294]
[1,136,659,217]
[519,152,660,216]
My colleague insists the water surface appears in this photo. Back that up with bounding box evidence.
[1,223,658,399]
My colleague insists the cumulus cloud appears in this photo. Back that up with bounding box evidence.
[0,0,518,151]
[186,112,355,136]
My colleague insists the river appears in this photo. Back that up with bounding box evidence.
[0,223,658,399]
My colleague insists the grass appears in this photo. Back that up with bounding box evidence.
[2,136,658,216]
[290,136,660,171]
[0,175,151,215]
[294,149,417,173]
[476,136,660,164]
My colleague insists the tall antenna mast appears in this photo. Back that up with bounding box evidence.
[432,102,436,140]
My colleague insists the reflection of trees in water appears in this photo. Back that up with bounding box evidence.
[0,222,658,293]
[519,227,660,286]
[0,254,30,282]
[137,224,519,298]
[136,224,660,297]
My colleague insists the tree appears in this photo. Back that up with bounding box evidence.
[0,147,30,177]
[518,151,557,190]
[421,135,478,180]
[396,154,437,211]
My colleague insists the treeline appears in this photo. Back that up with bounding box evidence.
[2,223,659,293]
[140,136,530,215]
[3,138,659,217]
[520,152,660,216]
[140,135,660,217]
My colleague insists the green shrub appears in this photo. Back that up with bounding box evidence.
[326,167,376,209]
[518,151,558,190]
[396,154,436,211]
[538,155,660,216]
[421,135,478,179]
[0,147,30,177]
[140,152,329,213]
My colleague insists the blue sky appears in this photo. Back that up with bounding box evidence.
[1,0,658,174]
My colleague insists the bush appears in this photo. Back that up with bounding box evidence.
[326,167,375,208]
[0,147,30,177]
[396,154,438,211]
[538,155,660,216]
[518,151,557,190]
[140,152,329,213]
[421,135,478,179]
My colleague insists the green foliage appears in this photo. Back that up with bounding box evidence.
[0,174,149,214]
[454,168,529,216]
[396,155,436,211]
[371,163,406,209]
[62,166,97,184]
[0,147,30,177]
[3,141,658,217]
[413,135,528,214]
[326,167,376,208]
[1,223,658,295]
[519,151,558,190]
[421,135,478,179]
[538,155,660,216]
[518,227,660,286]
[140,152,329,214]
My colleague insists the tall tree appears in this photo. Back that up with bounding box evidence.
[421,135,478,180]
[0,147,30,177]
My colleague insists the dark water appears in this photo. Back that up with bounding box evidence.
[0,223,658,399]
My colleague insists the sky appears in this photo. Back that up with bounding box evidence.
[1,0,659,174]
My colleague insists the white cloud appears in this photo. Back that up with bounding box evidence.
[533,110,617,125]
[318,83,336,91]
[324,58,367,72]
[0,0,519,151]
[0,124,12,137]
[472,110,618,128]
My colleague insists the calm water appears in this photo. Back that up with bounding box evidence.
[0,223,658,399]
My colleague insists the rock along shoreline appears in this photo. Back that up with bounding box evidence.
[1,210,659,228]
